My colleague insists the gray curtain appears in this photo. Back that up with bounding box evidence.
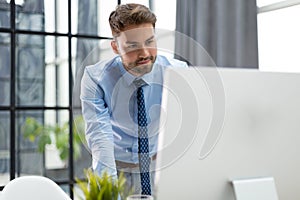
[175,0,258,68]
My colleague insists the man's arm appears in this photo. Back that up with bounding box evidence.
[80,67,117,179]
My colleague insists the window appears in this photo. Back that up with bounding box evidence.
[257,0,300,72]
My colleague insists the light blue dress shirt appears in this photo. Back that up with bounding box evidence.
[80,55,187,178]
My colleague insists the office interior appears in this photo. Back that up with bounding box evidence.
[0,0,300,199]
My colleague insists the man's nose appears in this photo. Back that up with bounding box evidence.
[138,46,150,57]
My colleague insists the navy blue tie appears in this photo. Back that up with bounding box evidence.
[135,79,151,195]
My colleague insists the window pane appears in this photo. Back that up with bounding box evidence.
[0,111,10,186]
[0,1,10,28]
[121,0,149,6]
[15,0,68,33]
[72,38,112,84]
[152,0,176,30]
[15,0,44,31]
[45,36,69,107]
[0,33,10,106]
[44,109,70,181]
[258,5,300,72]
[44,0,68,33]
[72,38,112,111]
[16,110,44,176]
[72,0,117,37]
[16,110,70,180]
[256,0,283,7]
[15,35,69,107]
[98,0,117,37]
[15,34,45,106]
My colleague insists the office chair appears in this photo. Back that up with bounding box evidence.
[1,176,72,200]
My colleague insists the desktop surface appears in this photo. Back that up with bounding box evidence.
[155,67,300,199]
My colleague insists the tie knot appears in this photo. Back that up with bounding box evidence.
[133,79,147,88]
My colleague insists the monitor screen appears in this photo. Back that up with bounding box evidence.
[155,67,300,199]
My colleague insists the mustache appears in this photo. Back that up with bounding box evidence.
[136,56,155,63]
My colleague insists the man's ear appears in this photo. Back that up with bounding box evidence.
[111,40,119,54]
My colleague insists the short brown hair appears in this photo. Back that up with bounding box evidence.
[109,3,157,37]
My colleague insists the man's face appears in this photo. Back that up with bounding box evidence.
[111,23,157,77]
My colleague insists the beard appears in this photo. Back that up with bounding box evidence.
[124,55,157,76]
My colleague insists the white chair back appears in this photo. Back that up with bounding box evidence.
[1,176,72,200]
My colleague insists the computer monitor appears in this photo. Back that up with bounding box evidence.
[155,67,300,199]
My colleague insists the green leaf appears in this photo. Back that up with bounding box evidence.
[22,117,43,142]
[58,146,69,161]
[75,169,127,200]
[55,132,69,149]
[37,133,51,152]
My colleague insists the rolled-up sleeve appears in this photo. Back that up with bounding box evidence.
[80,67,117,179]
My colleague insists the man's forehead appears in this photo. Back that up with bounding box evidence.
[118,26,155,42]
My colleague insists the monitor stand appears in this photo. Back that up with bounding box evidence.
[232,177,279,200]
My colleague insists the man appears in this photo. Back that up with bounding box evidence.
[80,3,187,196]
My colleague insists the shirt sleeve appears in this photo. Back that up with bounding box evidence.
[80,67,117,179]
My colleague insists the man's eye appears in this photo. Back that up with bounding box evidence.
[128,44,138,49]
[146,40,154,46]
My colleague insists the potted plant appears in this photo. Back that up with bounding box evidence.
[76,169,128,200]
